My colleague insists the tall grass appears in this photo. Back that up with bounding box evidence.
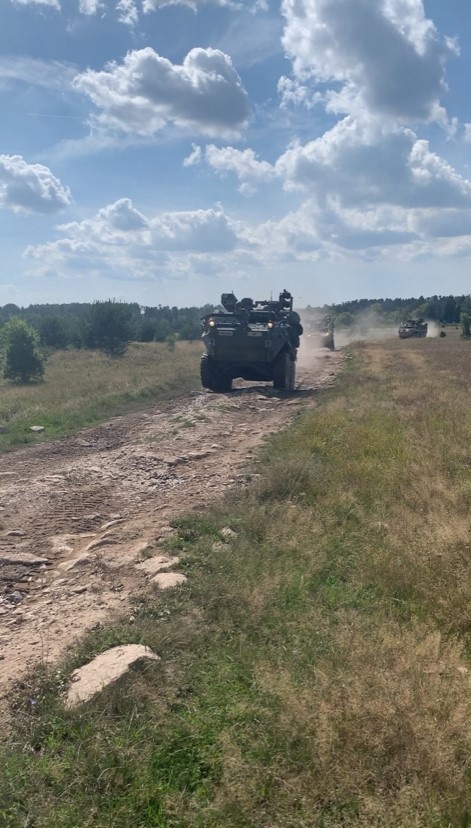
[1,336,470,827]
[0,341,202,450]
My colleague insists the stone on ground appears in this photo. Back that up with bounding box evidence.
[151,571,187,589]
[65,644,160,707]
[0,552,49,566]
[137,555,180,576]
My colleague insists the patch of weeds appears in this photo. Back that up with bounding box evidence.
[150,729,218,794]
[170,515,220,543]
[137,545,155,561]
[172,415,196,430]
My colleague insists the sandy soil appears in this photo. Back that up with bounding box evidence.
[0,349,342,703]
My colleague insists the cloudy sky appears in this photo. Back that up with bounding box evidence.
[1,0,470,308]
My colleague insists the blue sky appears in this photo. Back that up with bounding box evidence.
[1,0,470,308]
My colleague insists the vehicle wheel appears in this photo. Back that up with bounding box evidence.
[200,354,215,389]
[213,373,233,393]
[272,350,291,389]
[200,355,232,393]
[287,358,296,391]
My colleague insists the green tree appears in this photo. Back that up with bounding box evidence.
[0,318,46,383]
[37,315,67,348]
[335,312,354,327]
[83,300,134,356]
[461,312,470,338]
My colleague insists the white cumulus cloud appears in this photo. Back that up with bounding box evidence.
[24,198,244,280]
[0,155,72,214]
[144,0,234,9]
[116,0,138,25]
[11,0,60,7]
[281,0,457,123]
[275,118,471,209]
[143,0,265,12]
[78,0,102,13]
[185,144,275,192]
[73,47,250,139]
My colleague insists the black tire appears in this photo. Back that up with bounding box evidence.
[200,354,232,393]
[272,350,295,390]
[288,358,296,391]
[214,373,233,393]
[200,354,214,389]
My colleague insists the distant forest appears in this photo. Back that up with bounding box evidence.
[0,302,215,349]
[0,294,469,348]
[312,294,471,327]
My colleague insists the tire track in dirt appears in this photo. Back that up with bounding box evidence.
[0,351,342,704]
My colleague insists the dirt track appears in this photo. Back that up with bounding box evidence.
[0,350,342,702]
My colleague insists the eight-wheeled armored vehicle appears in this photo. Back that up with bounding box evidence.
[200,290,303,392]
[398,319,428,339]
[310,315,335,350]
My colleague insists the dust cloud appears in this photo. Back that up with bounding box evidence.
[299,310,440,351]
[426,321,440,337]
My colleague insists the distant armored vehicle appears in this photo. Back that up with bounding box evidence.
[398,319,428,339]
[310,315,335,350]
[200,290,303,392]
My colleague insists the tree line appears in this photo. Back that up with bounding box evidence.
[0,300,215,351]
[1,294,469,384]
[311,294,471,327]
[0,300,215,383]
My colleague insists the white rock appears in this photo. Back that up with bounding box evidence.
[220,526,238,541]
[65,645,160,707]
[137,555,180,576]
[58,553,92,572]
[29,426,45,433]
[86,537,117,551]
[99,519,125,532]
[151,572,187,589]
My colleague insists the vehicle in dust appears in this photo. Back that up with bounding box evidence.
[398,319,428,339]
[310,315,335,350]
[200,290,303,392]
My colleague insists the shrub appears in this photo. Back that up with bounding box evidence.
[0,318,46,383]
[460,312,470,338]
[83,300,134,356]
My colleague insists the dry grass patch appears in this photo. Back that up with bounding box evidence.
[0,341,201,449]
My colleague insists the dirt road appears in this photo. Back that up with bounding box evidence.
[0,351,342,701]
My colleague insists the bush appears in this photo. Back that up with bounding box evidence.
[460,312,470,338]
[0,318,46,383]
[83,300,134,356]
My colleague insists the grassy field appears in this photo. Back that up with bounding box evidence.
[1,335,470,827]
[0,341,202,450]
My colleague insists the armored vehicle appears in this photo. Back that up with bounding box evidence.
[200,289,303,392]
[398,319,428,339]
[310,315,335,350]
